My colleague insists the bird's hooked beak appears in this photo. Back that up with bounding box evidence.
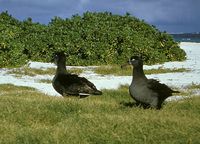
[121,58,133,69]
[51,55,57,65]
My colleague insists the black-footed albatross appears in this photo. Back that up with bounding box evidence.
[52,51,102,98]
[122,56,180,109]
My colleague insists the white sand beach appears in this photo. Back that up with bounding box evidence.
[0,42,200,100]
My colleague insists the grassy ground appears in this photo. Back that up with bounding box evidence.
[7,67,83,77]
[7,65,190,77]
[94,65,190,76]
[0,84,200,144]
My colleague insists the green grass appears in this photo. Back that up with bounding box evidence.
[7,67,83,77]
[7,65,190,78]
[7,67,55,76]
[94,65,190,76]
[144,67,190,75]
[38,79,52,84]
[0,84,200,144]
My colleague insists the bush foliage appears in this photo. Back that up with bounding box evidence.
[0,11,186,67]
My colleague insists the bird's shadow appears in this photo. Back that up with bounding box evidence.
[120,101,156,109]
[120,101,138,107]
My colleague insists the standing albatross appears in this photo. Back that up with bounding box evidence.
[52,51,102,98]
[122,56,180,109]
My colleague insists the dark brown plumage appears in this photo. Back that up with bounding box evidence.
[52,52,102,98]
[123,56,179,109]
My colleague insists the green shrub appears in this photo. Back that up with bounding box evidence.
[0,11,186,67]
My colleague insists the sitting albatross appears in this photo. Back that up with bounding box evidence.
[52,51,102,98]
[122,56,180,109]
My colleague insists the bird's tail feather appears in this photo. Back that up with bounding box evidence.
[173,90,180,93]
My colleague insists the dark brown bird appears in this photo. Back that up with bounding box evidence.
[52,51,102,98]
[122,56,180,109]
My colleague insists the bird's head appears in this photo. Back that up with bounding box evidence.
[121,55,143,68]
[128,55,143,66]
[51,51,66,65]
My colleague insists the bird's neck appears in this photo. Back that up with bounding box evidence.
[56,60,66,73]
[132,65,147,81]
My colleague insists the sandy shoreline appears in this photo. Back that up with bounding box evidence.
[0,42,200,99]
